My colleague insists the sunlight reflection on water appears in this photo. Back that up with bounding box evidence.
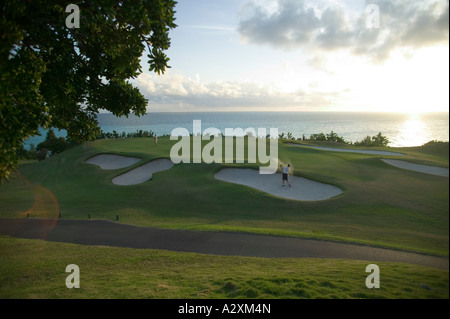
[390,115,431,147]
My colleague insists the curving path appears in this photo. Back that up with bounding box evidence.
[286,143,404,156]
[0,218,447,270]
[382,159,449,177]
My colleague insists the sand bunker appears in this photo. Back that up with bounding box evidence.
[215,168,343,201]
[112,159,174,185]
[287,143,404,156]
[86,154,141,170]
[382,159,449,177]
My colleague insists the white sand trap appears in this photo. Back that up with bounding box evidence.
[382,159,449,177]
[215,168,343,201]
[87,154,141,170]
[112,159,174,185]
[287,143,404,156]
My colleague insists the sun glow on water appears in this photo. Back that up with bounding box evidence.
[390,114,431,147]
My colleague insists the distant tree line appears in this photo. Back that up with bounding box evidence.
[96,129,157,140]
[18,128,163,161]
[279,131,390,147]
[18,128,429,162]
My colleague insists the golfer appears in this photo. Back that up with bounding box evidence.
[281,164,291,187]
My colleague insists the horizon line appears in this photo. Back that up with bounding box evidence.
[97,110,450,115]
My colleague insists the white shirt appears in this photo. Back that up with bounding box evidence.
[283,166,290,174]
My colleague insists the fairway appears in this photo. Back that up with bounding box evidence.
[1,137,448,256]
[0,137,448,299]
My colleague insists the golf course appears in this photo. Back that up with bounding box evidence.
[0,136,448,299]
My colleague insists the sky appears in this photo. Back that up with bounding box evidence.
[134,0,449,113]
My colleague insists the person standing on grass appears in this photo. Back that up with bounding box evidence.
[281,164,291,187]
[154,134,158,146]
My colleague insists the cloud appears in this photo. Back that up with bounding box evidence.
[136,71,343,111]
[307,54,335,74]
[238,0,321,49]
[238,0,449,61]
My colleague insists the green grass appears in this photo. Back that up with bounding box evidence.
[0,137,448,299]
[0,137,448,256]
[0,236,448,299]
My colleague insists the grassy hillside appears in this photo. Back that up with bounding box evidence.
[0,137,448,256]
[0,236,448,299]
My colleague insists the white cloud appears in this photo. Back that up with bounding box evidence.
[238,0,321,50]
[237,0,449,61]
[133,0,448,113]
[136,70,343,111]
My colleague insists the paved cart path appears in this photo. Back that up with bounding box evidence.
[0,218,447,270]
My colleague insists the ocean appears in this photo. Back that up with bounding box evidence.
[24,111,449,148]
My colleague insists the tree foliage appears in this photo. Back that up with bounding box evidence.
[36,128,71,157]
[354,132,390,147]
[0,0,177,182]
[278,130,390,147]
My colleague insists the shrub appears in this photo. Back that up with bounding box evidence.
[36,129,69,156]
[354,132,389,147]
